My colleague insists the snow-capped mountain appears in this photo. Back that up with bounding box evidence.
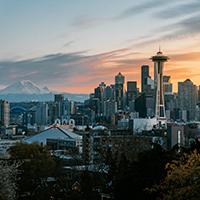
[0,80,50,94]
[0,80,89,102]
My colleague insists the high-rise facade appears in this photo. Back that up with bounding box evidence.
[151,50,168,125]
[163,76,174,120]
[94,82,106,115]
[104,85,114,100]
[141,65,150,93]
[54,94,65,120]
[126,81,138,107]
[35,102,49,125]
[103,100,117,120]
[115,72,125,110]
[178,79,197,121]
[127,81,137,94]
[141,65,155,117]
[198,86,200,104]
[163,76,173,95]
[0,100,10,127]
[54,94,64,102]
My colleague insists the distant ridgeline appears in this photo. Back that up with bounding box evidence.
[0,80,88,102]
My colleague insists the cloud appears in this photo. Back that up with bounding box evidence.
[0,52,85,85]
[0,49,132,92]
[133,13,200,47]
[71,15,105,29]
[160,13,200,35]
[0,49,199,93]
[63,40,75,47]
[115,0,173,20]
[156,1,200,19]
[169,52,200,62]
[123,1,200,48]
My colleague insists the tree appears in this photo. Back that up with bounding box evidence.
[9,143,59,200]
[0,160,19,200]
[112,146,174,200]
[148,150,200,200]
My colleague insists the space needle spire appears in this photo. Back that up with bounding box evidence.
[151,49,169,126]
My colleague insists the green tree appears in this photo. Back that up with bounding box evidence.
[148,150,200,200]
[112,146,174,200]
[0,160,19,200]
[9,143,59,200]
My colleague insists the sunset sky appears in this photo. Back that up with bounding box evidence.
[0,0,200,93]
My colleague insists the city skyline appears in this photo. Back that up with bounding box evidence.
[0,0,200,93]
[1,2,200,199]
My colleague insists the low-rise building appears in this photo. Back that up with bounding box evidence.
[23,126,82,153]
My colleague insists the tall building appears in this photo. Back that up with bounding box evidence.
[141,65,155,117]
[141,65,150,93]
[35,102,49,125]
[104,85,114,100]
[94,82,106,99]
[54,94,65,120]
[135,93,147,118]
[103,100,117,120]
[115,72,125,110]
[54,94,64,102]
[163,76,173,95]
[70,101,76,115]
[127,81,137,94]
[94,82,106,115]
[126,81,138,107]
[0,100,10,127]
[151,50,169,125]
[198,86,200,104]
[63,98,71,117]
[178,79,197,121]
[146,94,155,117]
[163,76,174,120]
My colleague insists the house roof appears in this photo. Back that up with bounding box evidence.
[93,125,108,130]
[24,127,82,145]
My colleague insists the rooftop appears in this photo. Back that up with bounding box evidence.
[23,127,82,145]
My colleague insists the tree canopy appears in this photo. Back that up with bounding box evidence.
[148,150,200,200]
[9,143,59,200]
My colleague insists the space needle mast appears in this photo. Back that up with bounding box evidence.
[151,48,169,126]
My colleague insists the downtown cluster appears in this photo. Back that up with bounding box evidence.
[0,51,200,200]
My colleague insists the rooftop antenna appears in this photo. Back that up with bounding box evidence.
[158,45,162,54]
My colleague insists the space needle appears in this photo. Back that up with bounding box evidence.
[151,48,169,126]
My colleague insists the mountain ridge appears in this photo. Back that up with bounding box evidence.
[0,80,50,94]
[0,80,89,102]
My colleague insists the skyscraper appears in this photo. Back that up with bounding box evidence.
[54,94,65,120]
[141,65,149,93]
[198,86,200,104]
[178,79,197,121]
[54,94,64,102]
[94,82,106,99]
[141,65,155,117]
[104,85,114,100]
[163,76,174,120]
[126,81,138,106]
[127,81,137,93]
[35,102,49,125]
[0,100,10,127]
[163,76,173,95]
[94,82,106,115]
[151,50,169,125]
[115,72,125,110]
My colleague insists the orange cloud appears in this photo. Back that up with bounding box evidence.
[1,50,200,94]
